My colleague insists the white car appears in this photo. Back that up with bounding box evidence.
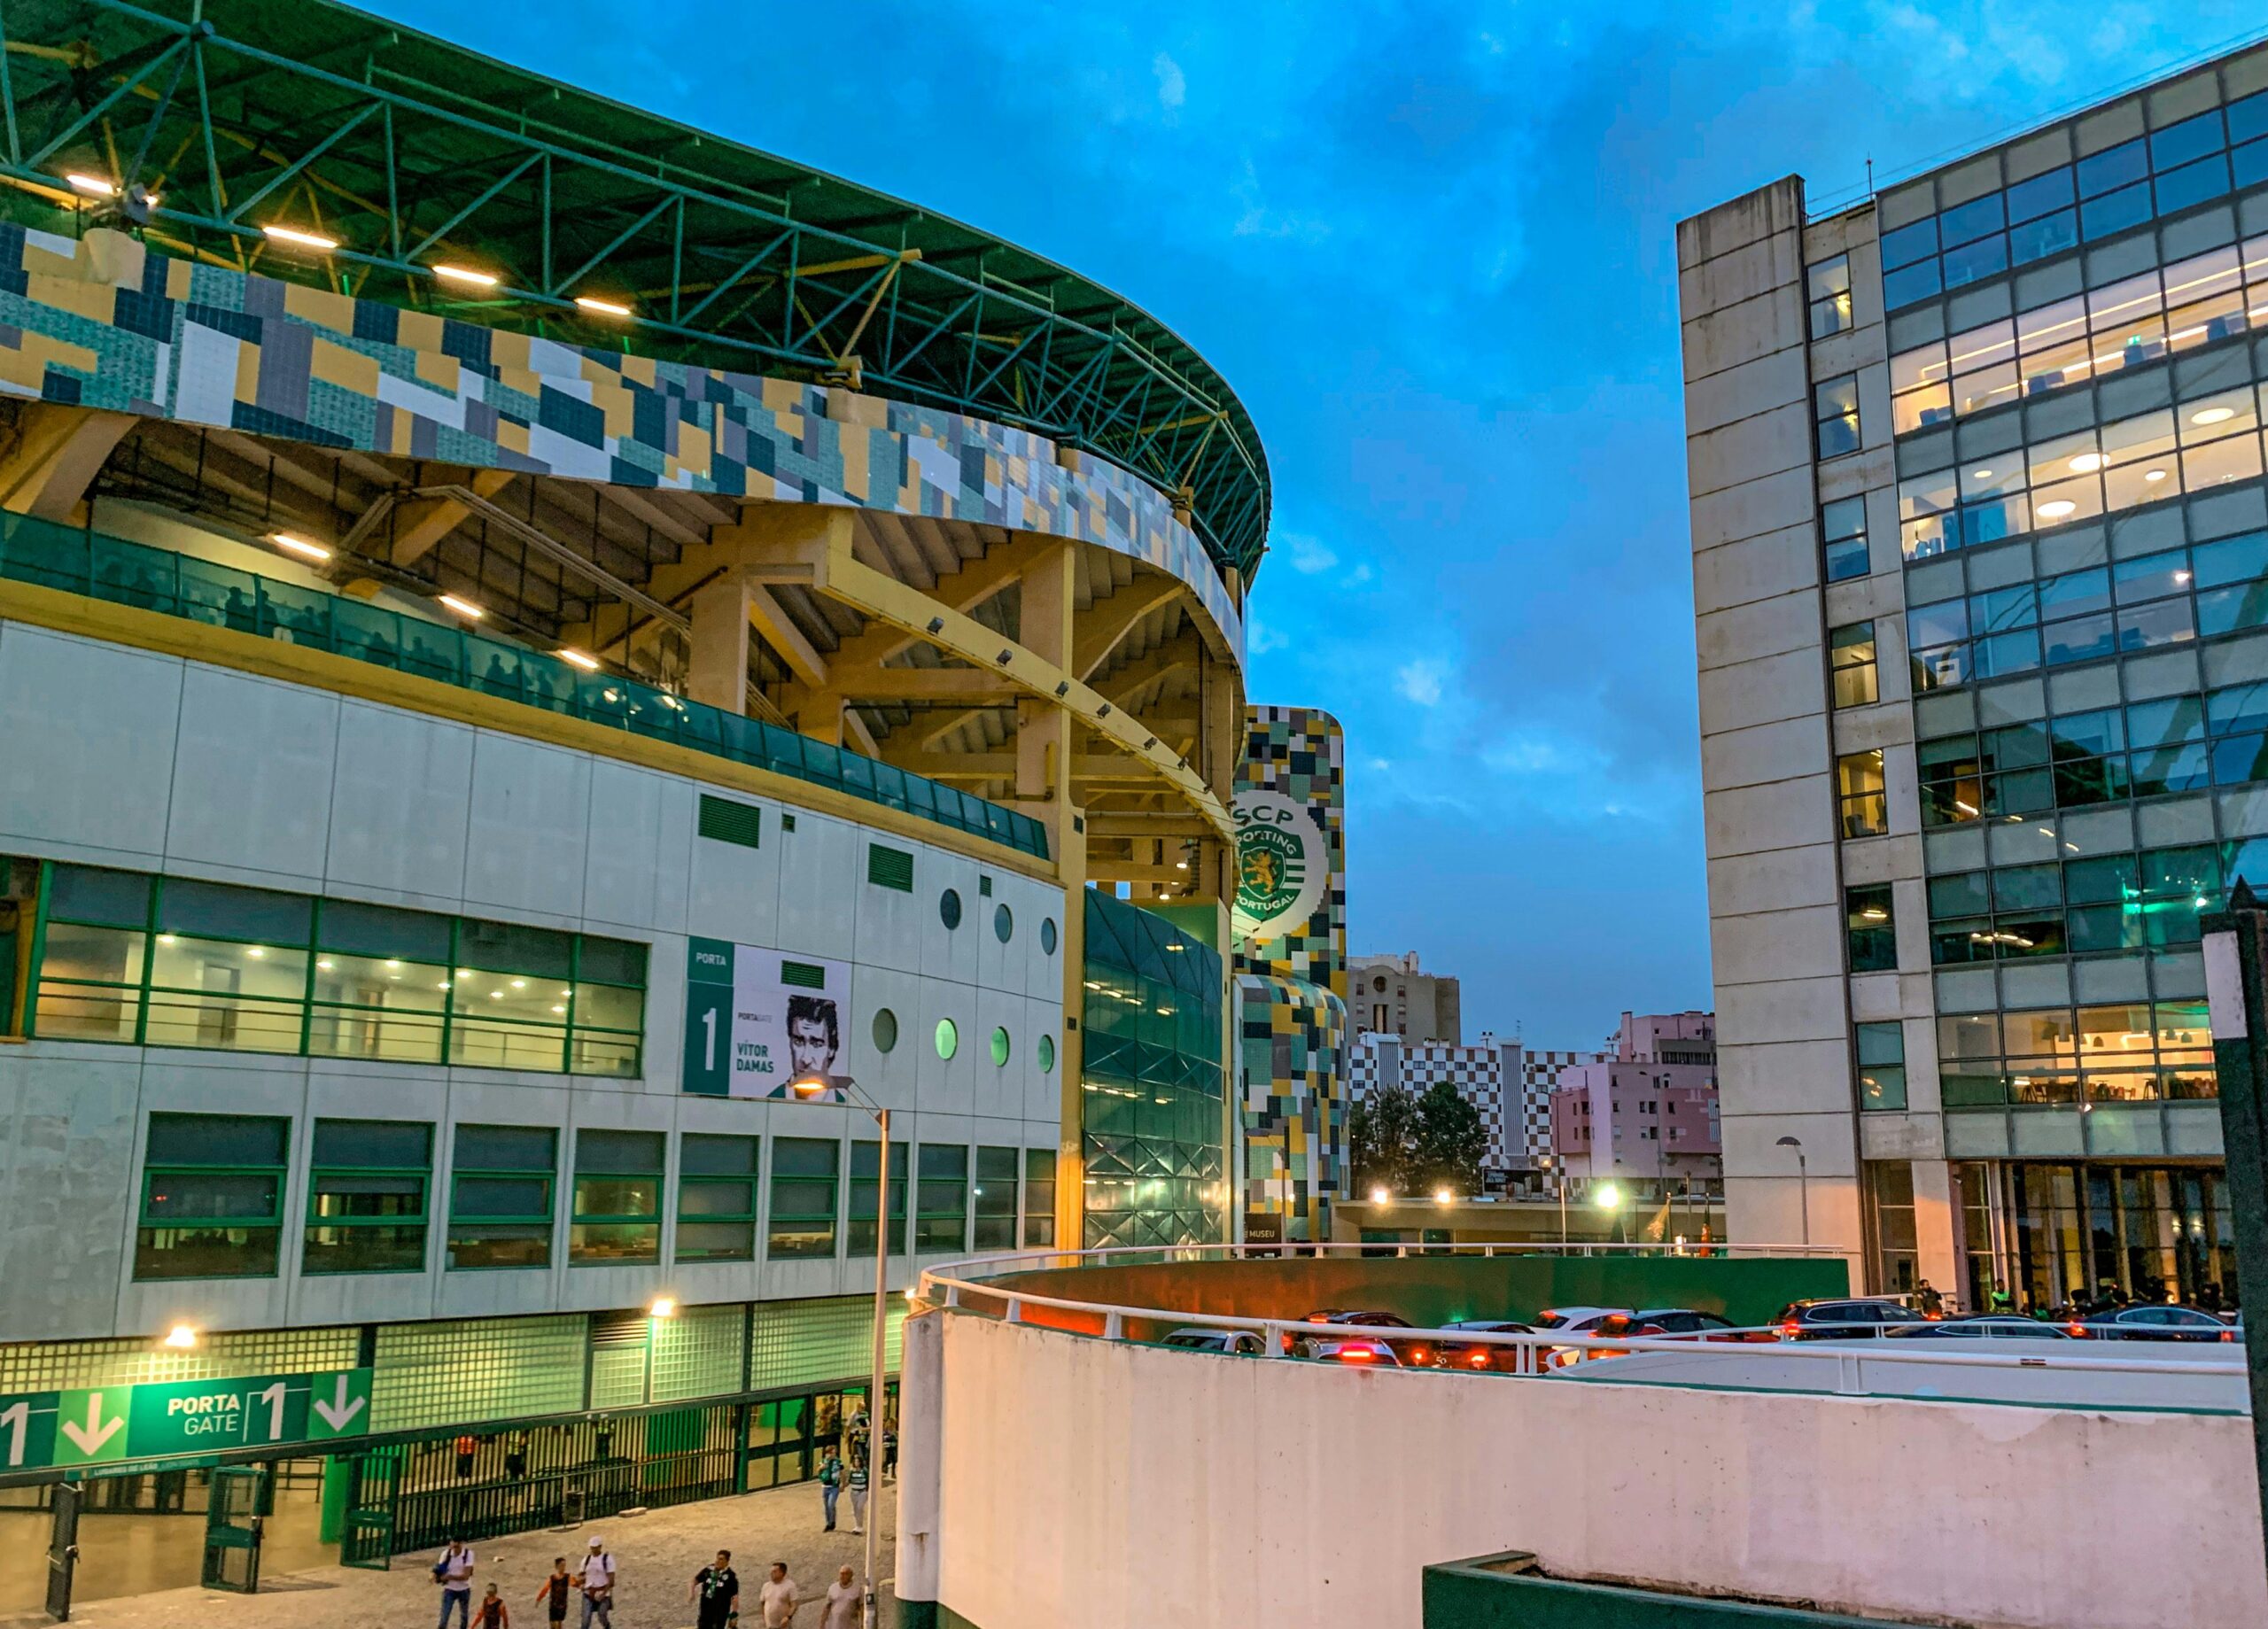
[1158,1327,1266,1355]
[1530,1306,1641,1369]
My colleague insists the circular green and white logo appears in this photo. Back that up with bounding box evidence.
[1233,790,1325,946]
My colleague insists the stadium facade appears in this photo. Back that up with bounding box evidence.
[0,0,1344,1596]
[1682,36,2268,1306]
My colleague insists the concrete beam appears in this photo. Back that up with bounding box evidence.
[0,403,136,522]
[388,467,515,565]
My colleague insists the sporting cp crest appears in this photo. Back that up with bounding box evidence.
[1232,789,1326,946]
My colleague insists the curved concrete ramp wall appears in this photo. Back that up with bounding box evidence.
[898,1309,2264,1629]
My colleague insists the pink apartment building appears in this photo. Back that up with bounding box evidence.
[1549,1011,1722,1197]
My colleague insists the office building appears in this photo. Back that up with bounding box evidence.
[1680,40,2265,1299]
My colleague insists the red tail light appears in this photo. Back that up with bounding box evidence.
[1777,1322,1800,1338]
[1338,1348,1376,1363]
[1467,1351,1488,1369]
[2063,1323,2086,1338]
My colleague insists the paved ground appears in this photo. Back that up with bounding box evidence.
[47,1479,899,1629]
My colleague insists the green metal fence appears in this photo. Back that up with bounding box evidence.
[0,511,1048,857]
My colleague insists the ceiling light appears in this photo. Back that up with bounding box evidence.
[316,958,335,971]
[1972,468,1993,479]
[431,263,500,288]
[162,1324,198,1351]
[551,1005,567,1015]
[2145,469,2168,483]
[2038,499,2078,520]
[574,294,633,318]
[2191,406,2237,426]
[439,593,485,619]
[556,648,601,671]
[649,1297,677,1319]
[246,946,267,959]
[511,979,526,989]
[269,531,331,562]
[262,223,339,252]
[2175,570,2192,584]
[65,172,116,198]
[2068,453,2106,473]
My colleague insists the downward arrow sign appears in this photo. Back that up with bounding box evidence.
[59,1393,123,1456]
[312,1375,366,1431]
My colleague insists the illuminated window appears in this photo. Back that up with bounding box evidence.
[1830,621,1879,708]
[1815,374,1861,459]
[1806,253,1852,337]
[1837,749,1888,838]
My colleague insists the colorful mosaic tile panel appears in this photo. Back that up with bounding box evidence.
[0,226,1243,656]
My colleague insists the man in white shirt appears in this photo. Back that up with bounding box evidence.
[574,1536,618,1628]
[432,1539,476,1629]
[822,1564,864,1629]
[758,1561,800,1627]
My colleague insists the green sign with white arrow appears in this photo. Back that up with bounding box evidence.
[0,1369,371,1473]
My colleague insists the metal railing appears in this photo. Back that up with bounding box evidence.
[913,1244,2249,1396]
[0,513,1049,857]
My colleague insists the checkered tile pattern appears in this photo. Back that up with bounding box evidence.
[0,225,1241,655]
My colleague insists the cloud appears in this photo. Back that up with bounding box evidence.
[1153,51,1185,112]
[1394,658,1447,708]
[1246,616,1290,655]
[1281,532,1338,574]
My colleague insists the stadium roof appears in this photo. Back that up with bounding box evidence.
[0,0,1270,580]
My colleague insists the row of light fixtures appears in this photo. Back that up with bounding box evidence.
[267,531,602,671]
[60,171,637,318]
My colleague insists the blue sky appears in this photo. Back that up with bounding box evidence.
[373,0,2261,1044]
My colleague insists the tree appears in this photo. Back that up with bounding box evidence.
[1410,1080,1487,1196]
[1348,1083,1420,1196]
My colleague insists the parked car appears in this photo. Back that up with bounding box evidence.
[1632,1307,1775,1341]
[1292,1335,1401,1366]
[1774,1297,1923,1339]
[1532,1307,1651,1368]
[1301,1309,1437,1367]
[2073,1305,2237,1343]
[1436,1319,1534,1372]
[1158,1327,1267,1355]
[1884,1315,2073,1339]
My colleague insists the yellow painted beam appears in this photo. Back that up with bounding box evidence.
[834,668,1024,702]
[1073,575,1184,681]
[892,751,1153,784]
[389,467,515,566]
[798,526,1234,842]
[0,403,136,522]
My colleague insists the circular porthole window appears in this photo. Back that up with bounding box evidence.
[1037,1034,1056,1073]
[990,1026,1011,1067]
[1041,917,1058,955]
[872,1008,898,1053]
[939,888,962,930]
[994,904,1014,943]
[935,1018,959,1059]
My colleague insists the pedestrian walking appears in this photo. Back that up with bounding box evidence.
[758,1562,800,1627]
[574,1535,618,1628]
[818,1448,843,1531]
[454,1433,478,1478]
[689,1549,741,1629]
[532,1558,574,1627]
[881,1427,897,1479]
[475,1584,509,1629]
[848,1458,869,1535]
[432,1538,477,1629]
[822,1565,863,1629]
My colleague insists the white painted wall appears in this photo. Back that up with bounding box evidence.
[0,618,1068,1339]
[906,1310,2265,1629]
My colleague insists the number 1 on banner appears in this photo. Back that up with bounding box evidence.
[257,1382,287,1443]
[0,1401,26,1468]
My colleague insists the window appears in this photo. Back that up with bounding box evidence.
[447,1124,557,1270]
[990,1026,1012,1067]
[1821,497,1870,583]
[570,1129,665,1265]
[136,1113,288,1280]
[1815,373,1861,459]
[1041,917,1058,955]
[974,1146,1021,1251]
[939,888,962,930]
[1857,1022,1907,1111]
[1841,884,1896,975]
[1830,621,1879,708]
[1023,1148,1057,1247]
[994,904,1014,943]
[915,1144,969,1253]
[767,1137,839,1258]
[1868,1162,1919,1294]
[1837,749,1887,838]
[1807,253,1852,337]
[935,1018,959,1059]
[871,1008,898,1052]
[847,1140,909,1258]
[29,865,648,1076]
[304,1119,430,1275]
[676,1134,759,1262]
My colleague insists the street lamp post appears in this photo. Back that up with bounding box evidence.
[1776,1135,1809,1249]
[793,1073,889,1629]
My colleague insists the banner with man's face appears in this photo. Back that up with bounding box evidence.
[681,938,853,1098]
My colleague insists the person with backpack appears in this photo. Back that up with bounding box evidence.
[818,1448,843,1532]
[847,1456,870,1536]
[432,1539,476,1629]
[574,1536,618,1628]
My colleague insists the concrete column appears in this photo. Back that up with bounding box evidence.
[892,1307,945,1628]
[1911,1156,1961,1298]
[685,574,752,713]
